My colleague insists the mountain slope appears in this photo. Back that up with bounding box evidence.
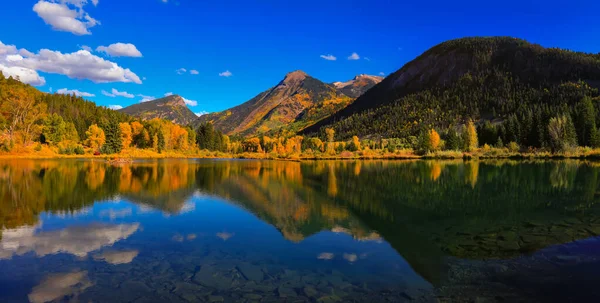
[197,70,352,136]
[119,95,197,125]
[332,74,383,98]
[303,37,600,142]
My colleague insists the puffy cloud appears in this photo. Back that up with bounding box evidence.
[102,88,134,98]
[80,45,92,52]
[93,249,139,265]
[0,223,140,259]
[379,72,385,76]
[108,105,123,110]
[320,54,336,61]
[219,70,232,77]
[176,68,186,75]
[0,64,46,86]
[0,40,142,84]
[96,43,142,57]
[164,92,173,96]
[347,52,360,60]
[195,111,208,117]
[137,94,155,102]
[33,0,100,36]
[190,69,199,75]
[182,97,197,106]
[56,88,95,97]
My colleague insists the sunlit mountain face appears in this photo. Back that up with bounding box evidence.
[1,159,600,302]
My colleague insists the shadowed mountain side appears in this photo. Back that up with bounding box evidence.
[302,37,600,139]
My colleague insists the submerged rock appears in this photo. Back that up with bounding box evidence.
[237,263,264,282]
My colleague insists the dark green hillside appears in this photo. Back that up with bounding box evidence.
[303,37,600,148]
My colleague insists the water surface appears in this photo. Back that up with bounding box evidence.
[1,159,599,302]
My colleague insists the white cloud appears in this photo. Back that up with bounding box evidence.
[219,70,232,77]
[91,0,99,5]
[379,72,385,76]
[190,69,199,75]
[176,68,186,75]
[0,223,140,259]
[33,0,100,36]
[164,92,173,96]
[0,40,142,84]
[93,249,138,265]
[137,94,155,102]
[320,54,336,61]
[57,88,95,97]
[195,111,208,117]
[364,57,371,61]
[80,45,92,52]
[348,52,360,60]
[108,105,123,110]
[182,97,197,106]
[102,88,134,98]
[28,271,92,303]
[0,64,46,86]
[96,43,142,57]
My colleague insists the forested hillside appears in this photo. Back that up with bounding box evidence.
[197,71,378,137]
[0,74,197,155]
[304,37,600,151]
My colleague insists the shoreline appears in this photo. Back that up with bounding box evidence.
[2,151,600,161]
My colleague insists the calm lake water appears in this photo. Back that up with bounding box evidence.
[1,159,600,302]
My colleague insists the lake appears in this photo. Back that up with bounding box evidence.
[0,159,599,302]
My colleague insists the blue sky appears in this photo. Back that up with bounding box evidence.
[1,0,599,115]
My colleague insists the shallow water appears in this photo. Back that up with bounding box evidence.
[0,159,599,302]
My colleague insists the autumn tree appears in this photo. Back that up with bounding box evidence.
[419,128,441,153]
[462,119,478,152]
[85,124,106,150]
[307,137,324,152]
[119,122,133,150]
[243,137,262,152]
[347,136,361,151]
[548,114,578,152]
[325,128,335,154]
[2,86,46,145]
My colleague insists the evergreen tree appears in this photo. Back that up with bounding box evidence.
[157,130,165,153]
[100,120,122,154]
[576,96,599,147]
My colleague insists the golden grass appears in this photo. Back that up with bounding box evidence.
[3,145,600,160]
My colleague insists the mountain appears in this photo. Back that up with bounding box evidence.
[303,37,600,144]
[119,95,198,125]
[332,74,383,98]
[197,70,352,136]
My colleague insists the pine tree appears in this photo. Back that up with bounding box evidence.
[576,96,599,147]
[157,130,165,153]
[100,120,122,154]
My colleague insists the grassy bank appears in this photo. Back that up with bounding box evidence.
[3,145,600,161]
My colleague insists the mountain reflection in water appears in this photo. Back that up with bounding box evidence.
[1,159,600,302]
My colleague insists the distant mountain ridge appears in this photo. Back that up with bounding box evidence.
[197,71,381,136]
[119,95,198,125]
[332,74,383,98]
